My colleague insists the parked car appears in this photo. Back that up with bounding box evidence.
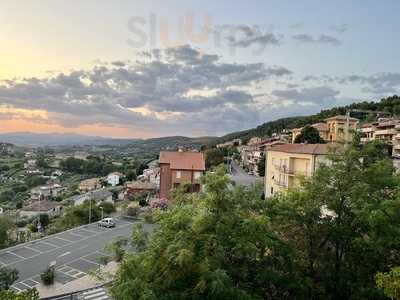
[98,217,116,228]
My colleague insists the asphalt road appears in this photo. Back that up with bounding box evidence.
[228,160,263,187]
[0,218,152,293]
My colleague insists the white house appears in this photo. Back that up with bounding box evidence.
[107,172,123,186]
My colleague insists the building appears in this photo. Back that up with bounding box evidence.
[124,181,158,199]
[30,184,64,201]
[325,115,359,143]
[265,144,331,197]
[107,172,124,187]
[79,178,102,192]
[292,123,328,143]
[159,150,205,199]
[20,201,63,218]
[70,188,113,206]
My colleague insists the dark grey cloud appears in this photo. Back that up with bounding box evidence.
[272,86,340,105]
[222,25,283,48]
[293,34,342,46]
[0,45,292,135]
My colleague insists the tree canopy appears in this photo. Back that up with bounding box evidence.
[294,125,325,144]
[111,140,400,299]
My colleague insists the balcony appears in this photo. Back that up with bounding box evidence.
[374,129,397,136]
[273,164,294,175]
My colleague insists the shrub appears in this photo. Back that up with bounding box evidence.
[149,198,168,210]
[40,266,55,286]
[125,203,140,217]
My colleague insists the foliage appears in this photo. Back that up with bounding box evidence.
[215,95,400,144]
[293,125,325,144]
[25,176,47,188]
[204,148,226,169]
[111,166,301,299]
[376,267,400,300]
[104,237,128,262]
[149,198,168,210]
[0,267,18,290]
[60,157,120,176]
[0,288,39,300]
[256,153,265,177]
[125,203,141,217]
[53,201,102,230]
[40,266,55,285]
[99,201,116,215]
[0,216,15,249]
[267,140,400,299]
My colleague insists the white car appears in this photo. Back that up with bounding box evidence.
[98,218,116,228]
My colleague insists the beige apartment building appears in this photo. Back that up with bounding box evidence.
[325,115,358,143]
[265,144,330,197]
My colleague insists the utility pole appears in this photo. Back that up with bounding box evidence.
[88,199,92,224]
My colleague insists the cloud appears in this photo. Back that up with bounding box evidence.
[292,34,342,46]
[329,24,348,34]
[0,45,292,136]
[222,25,283,48]
[339,73,400,94]
[272,86,340,105]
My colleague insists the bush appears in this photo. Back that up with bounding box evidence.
[149,198,168,210]
[40,266,55,286]
[125,203,140,217]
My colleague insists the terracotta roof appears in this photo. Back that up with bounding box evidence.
[267,143,333,155]
[325,115,359,122]
[376,120,400,128]
[159,151,205,170]
[21,200,60,212]
[312,122,328,131]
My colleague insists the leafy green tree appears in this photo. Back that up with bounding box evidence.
[267,140,400,299]
[0,267,18,290]
[25,176,47,188]
[111,167,303,299]
[0,217,15,249]
[204,148,226,169]
[376,266,400,299]
[0,288,39,300]
[256,153,265,177]
[294,125,325,144]
[104,237,128,262]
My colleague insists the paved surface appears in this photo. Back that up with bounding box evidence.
[228,160,263,187]
[0,217,147,293]
[81,287,110,300]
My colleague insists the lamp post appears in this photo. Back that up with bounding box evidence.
[88,199,92,224]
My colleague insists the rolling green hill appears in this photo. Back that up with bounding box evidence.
[213,95,400,145]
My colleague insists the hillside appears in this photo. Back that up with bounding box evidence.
[214,95,400,144]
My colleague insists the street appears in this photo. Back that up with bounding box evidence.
[228,160,263,187]
[0,218,151,293]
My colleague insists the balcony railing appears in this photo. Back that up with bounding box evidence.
[374,129,397,136]
[273,164,294,175]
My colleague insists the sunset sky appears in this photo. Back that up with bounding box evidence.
[1,0,400,138]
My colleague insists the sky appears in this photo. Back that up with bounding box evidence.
[0,0,400,138]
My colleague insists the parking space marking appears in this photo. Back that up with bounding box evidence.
[40,240,62,249]
[52,236,74,243]
[67,231,85,237]
[6,251,25,260]
[23,245,43,254]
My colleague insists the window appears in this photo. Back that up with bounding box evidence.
[194,171,201,179]
[176,171,181,179]
[270,187,274,195]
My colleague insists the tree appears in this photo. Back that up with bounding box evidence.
[256,153,265,177]
[0,288,39,300]
[0,267,18,290]
[294,125,325,144]
[376,266,400,299]
[111,167,304,299]
[267,140,400,299]
[204,148,226,169]
[0,217,15,249]
[104,237,128,262]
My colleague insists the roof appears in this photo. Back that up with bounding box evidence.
[311,122,328,131]
[22,201,60,212]
[70,188,112,203]
[80,178,101,185]
[376,120,400,128]
[159,151,205,170]
[325,115,359,122]
[126,181,157,190]
[267,143,332,155]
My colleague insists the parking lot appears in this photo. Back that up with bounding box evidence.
[0,218,140,293]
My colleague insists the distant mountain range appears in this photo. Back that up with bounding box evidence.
[0,132,217,149]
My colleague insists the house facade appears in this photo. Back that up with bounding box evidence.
[325,115,358,143]
[159,150,205,199]
[20,201,63,218]
[265,144,331,197]
[79,178,102,192]
[107,172,123,186]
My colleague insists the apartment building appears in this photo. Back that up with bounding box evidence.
[265,144,330,197]
[325,115,358,143]
[159,150,205,199]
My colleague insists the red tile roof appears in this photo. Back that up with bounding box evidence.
[267,143,333,155]
[159,151,205,170]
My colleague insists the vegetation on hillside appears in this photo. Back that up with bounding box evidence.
[215,95,400,144]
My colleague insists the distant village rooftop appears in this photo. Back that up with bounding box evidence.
[21,200,60,212]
